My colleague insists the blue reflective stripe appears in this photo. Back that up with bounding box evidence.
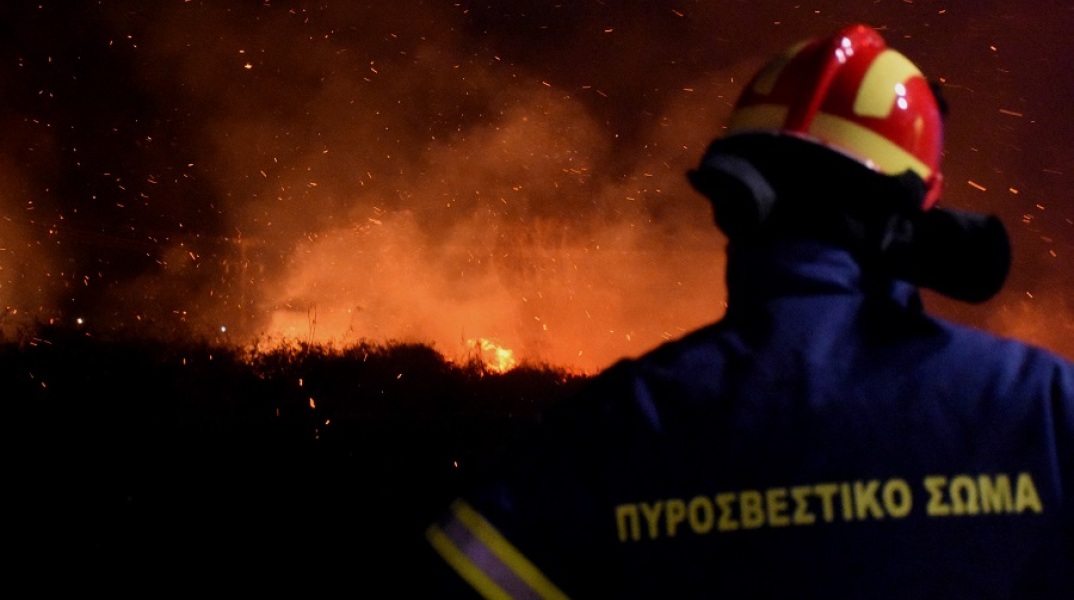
[426,500,571,600]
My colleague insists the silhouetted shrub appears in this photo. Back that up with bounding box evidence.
[4,325,592,586]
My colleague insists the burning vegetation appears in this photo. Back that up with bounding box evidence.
[0,2,1071,371]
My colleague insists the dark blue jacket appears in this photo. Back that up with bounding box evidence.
[424,239,1074,599]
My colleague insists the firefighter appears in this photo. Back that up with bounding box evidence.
[416,23,1074,598]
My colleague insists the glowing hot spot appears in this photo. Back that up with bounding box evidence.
[468,337,518,373]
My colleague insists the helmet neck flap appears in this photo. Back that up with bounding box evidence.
[688,132,1010,304]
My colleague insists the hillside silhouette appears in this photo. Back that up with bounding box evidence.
[5,325,590,590]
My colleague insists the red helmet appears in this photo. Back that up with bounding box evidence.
[726,24,945,209]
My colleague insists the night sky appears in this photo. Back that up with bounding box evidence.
[1,0,1071,371]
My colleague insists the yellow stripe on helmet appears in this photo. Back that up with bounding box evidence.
[727,104,791,133]
[809,111,933,179]
[852,49,923,118]
[724,105,932,180]
[750,40,811,96]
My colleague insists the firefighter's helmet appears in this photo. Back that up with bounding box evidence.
[726,23,945,209]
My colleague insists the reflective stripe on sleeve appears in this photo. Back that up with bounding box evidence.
[425,499,571,600]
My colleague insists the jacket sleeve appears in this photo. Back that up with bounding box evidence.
[424,498,571,599]
[418,362,641,598]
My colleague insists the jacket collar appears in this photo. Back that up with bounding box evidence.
[723,238,921,317]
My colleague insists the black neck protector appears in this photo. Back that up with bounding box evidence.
[687,133,1011,303]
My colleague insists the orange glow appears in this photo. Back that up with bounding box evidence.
[467,337,518,373]
[0,3,1069,371]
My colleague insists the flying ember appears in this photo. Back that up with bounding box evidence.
[0,1,1069,371]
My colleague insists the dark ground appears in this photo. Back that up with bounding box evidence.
[4,326,589,592]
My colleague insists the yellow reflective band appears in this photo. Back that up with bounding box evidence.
[751,40,810,96]
[727,104,790,133]
[853,49,922,118]
[725,105,931,180]
[809,111,932,179]
[427,499,572,600]
[427,523,515,600]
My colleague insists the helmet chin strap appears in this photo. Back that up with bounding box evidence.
[688,134,1011,304]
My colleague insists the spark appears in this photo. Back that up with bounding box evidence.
[967,181,987,191]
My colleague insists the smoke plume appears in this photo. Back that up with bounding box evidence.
[0,1,1070,370]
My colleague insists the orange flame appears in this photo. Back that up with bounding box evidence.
[468,337,518,373]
